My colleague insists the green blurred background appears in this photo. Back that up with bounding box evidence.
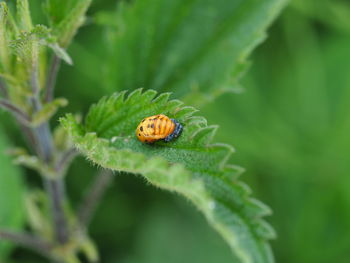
[1,0,350,262]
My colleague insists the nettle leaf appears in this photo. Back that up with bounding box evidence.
[44,0,76,26]
[0,2,10,72]
[55,0,93,48]
[101,0,288,101]
[16,0,33,31]
[10,24,72,65]
[31,98,68,127]
[61,89,275,263]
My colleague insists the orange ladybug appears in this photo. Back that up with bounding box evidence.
[136,114,183,143]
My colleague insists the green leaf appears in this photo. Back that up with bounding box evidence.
[9,25,50,64]
[55,0,93,48]
[44,0,76,26]
[10,24,72,65]
[12,150,56,178]
[31,98,68,127]
[48,43,73,65]
[0,129,24,260]
[16,0,33,31]
[24,190,52,239]
[101,0,288,101]
[61,89,275,263]
[0,2,10,72]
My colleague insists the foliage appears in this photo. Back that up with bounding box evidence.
[201,1,350,262]
[91,0,288,103]
[5,0,349,263]
[61,89,275,263]
[54,0,93,47]
[0,0,94,262]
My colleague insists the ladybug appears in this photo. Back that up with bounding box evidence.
[136,114,183,143]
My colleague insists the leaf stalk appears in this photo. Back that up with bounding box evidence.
[0,229,54,258]
[45,55,61,103]
[0,98,31,124]
[78,170,113,228]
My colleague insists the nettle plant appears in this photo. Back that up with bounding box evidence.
[0,0,287,263]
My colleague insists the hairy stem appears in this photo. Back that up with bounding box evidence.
[44,178,69,244]
[0,229,53,258]
[29,57,69,245]
[78,170,113,228]
[33,123,53,161]
[33,112,70,245]
[55,148,78,173]
[45,55,61,103]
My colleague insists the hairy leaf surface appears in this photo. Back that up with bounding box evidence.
[101,0,287,101]
[61,89,275,263]
[55,0,93,47]
[44,0,76,26]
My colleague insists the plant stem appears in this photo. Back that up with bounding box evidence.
[0,77,39,149]
[44,177,69,244]
[30,56,69,245]
[55,148,78,173]
[0,229,53,258]
[0,98,31,124]
[32,111,70,245]
[78,170,113,228]
[45,55,61,103]
[0,79,8,97]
